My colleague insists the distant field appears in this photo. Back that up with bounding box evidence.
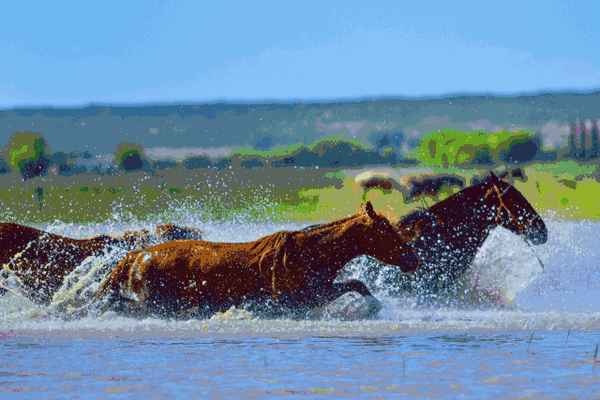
[0,161,598,224]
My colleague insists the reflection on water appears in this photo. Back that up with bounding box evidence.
[2,332,600,398]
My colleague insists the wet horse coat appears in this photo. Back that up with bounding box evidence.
[0,223,203,304]
[394,173,547,300]
[96,202,420,317]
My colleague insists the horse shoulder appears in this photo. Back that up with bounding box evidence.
[268,232,300,299]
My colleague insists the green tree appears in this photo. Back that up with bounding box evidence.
[0,157,9,174]
[591,120,600,159]
[369,131,405,151]
[568,121,578,159]
[310,137,378,167]
[415,129,536,166]
[380,146,398,164]
[6,131,49,179]
[499,135,539,164]
[182,155,212,169]
[578,120,587,160]
[114,143,146,171]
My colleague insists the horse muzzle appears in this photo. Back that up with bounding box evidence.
[524,219,548,245]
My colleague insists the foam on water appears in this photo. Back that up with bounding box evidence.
[1,216,599,335]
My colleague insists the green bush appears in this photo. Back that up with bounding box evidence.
[271,145,318,167]
[6,131,50,179]
[309,136,379,167]
[239,156,267,169]
[0,158,9,174]
[232,136,389,168]
[368,131,405,150]
[182,155,212,169]
[380,146,398,164]
[114,143,146,171]
[153,159,178,170]
[415,129,538,167]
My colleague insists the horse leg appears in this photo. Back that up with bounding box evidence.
[334,279,373,298]
[319,279,375,304]
[315,280,382,319]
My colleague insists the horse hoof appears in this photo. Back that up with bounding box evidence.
[317,292,382,321]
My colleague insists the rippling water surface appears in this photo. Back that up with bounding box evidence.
[2,217,600,398]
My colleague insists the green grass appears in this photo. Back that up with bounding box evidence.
[0,161,599,224]
[532,160,598,177]
[232,143,307,158]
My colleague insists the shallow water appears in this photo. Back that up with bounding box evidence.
[1,218,600,398]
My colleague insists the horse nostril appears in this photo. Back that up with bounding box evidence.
[527,227,547,245]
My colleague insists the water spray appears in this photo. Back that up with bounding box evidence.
[525,239,545,271]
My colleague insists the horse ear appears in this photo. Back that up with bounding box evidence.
[488,171,503,183]
[361,201,377,219]
[497,170,509,180]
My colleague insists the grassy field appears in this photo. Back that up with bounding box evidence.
[0,161,598,224]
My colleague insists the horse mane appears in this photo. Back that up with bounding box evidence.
[398,177,498,224]
[247,230,290,262]
[300,212,363,234]
[397,208,430,225]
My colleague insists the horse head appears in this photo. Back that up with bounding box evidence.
[482,172,547,245]
[154,224,203,241]
[358,201,421,272]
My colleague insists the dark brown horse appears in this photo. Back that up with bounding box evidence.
[94,202,420,317]
[0,223,203,304]
[393,172,547,301]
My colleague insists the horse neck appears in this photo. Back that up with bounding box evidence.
[428,184,497,251]
[301,214,370,267]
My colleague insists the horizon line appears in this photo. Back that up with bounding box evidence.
[2,87,600,111]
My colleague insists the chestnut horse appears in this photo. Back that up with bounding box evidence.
[394,172,547,301]
[95,202,420,317]
[0,223,203,304]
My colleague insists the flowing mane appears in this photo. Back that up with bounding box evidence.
[300,213,360,234]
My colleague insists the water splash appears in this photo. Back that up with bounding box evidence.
[1,217,599,333]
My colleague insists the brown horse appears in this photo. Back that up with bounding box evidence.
[393,172,547,301]
[0,223,203,304]
[94,202,420,317]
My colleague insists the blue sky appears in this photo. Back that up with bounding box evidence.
[1,0,599,106]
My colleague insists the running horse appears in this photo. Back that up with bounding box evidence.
[94,202,420,317]
[394,172,547,301]
[0,223,203,304]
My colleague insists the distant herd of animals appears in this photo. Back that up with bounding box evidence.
[0,170,547,319]
[355,167,528,203]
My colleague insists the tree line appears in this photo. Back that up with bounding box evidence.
[0,126,590,180]
[414,129,543,167]
[0,132,409,179]
[568,119,600,160]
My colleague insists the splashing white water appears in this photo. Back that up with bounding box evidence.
[1,217,599,333]
[49,247,129,315]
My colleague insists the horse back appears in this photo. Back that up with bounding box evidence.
[0,223,46,265]
[98,239,271,314]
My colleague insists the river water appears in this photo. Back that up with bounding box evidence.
[1,218,600,398]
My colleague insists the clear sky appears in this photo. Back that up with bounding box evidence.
[1,0,599,107]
